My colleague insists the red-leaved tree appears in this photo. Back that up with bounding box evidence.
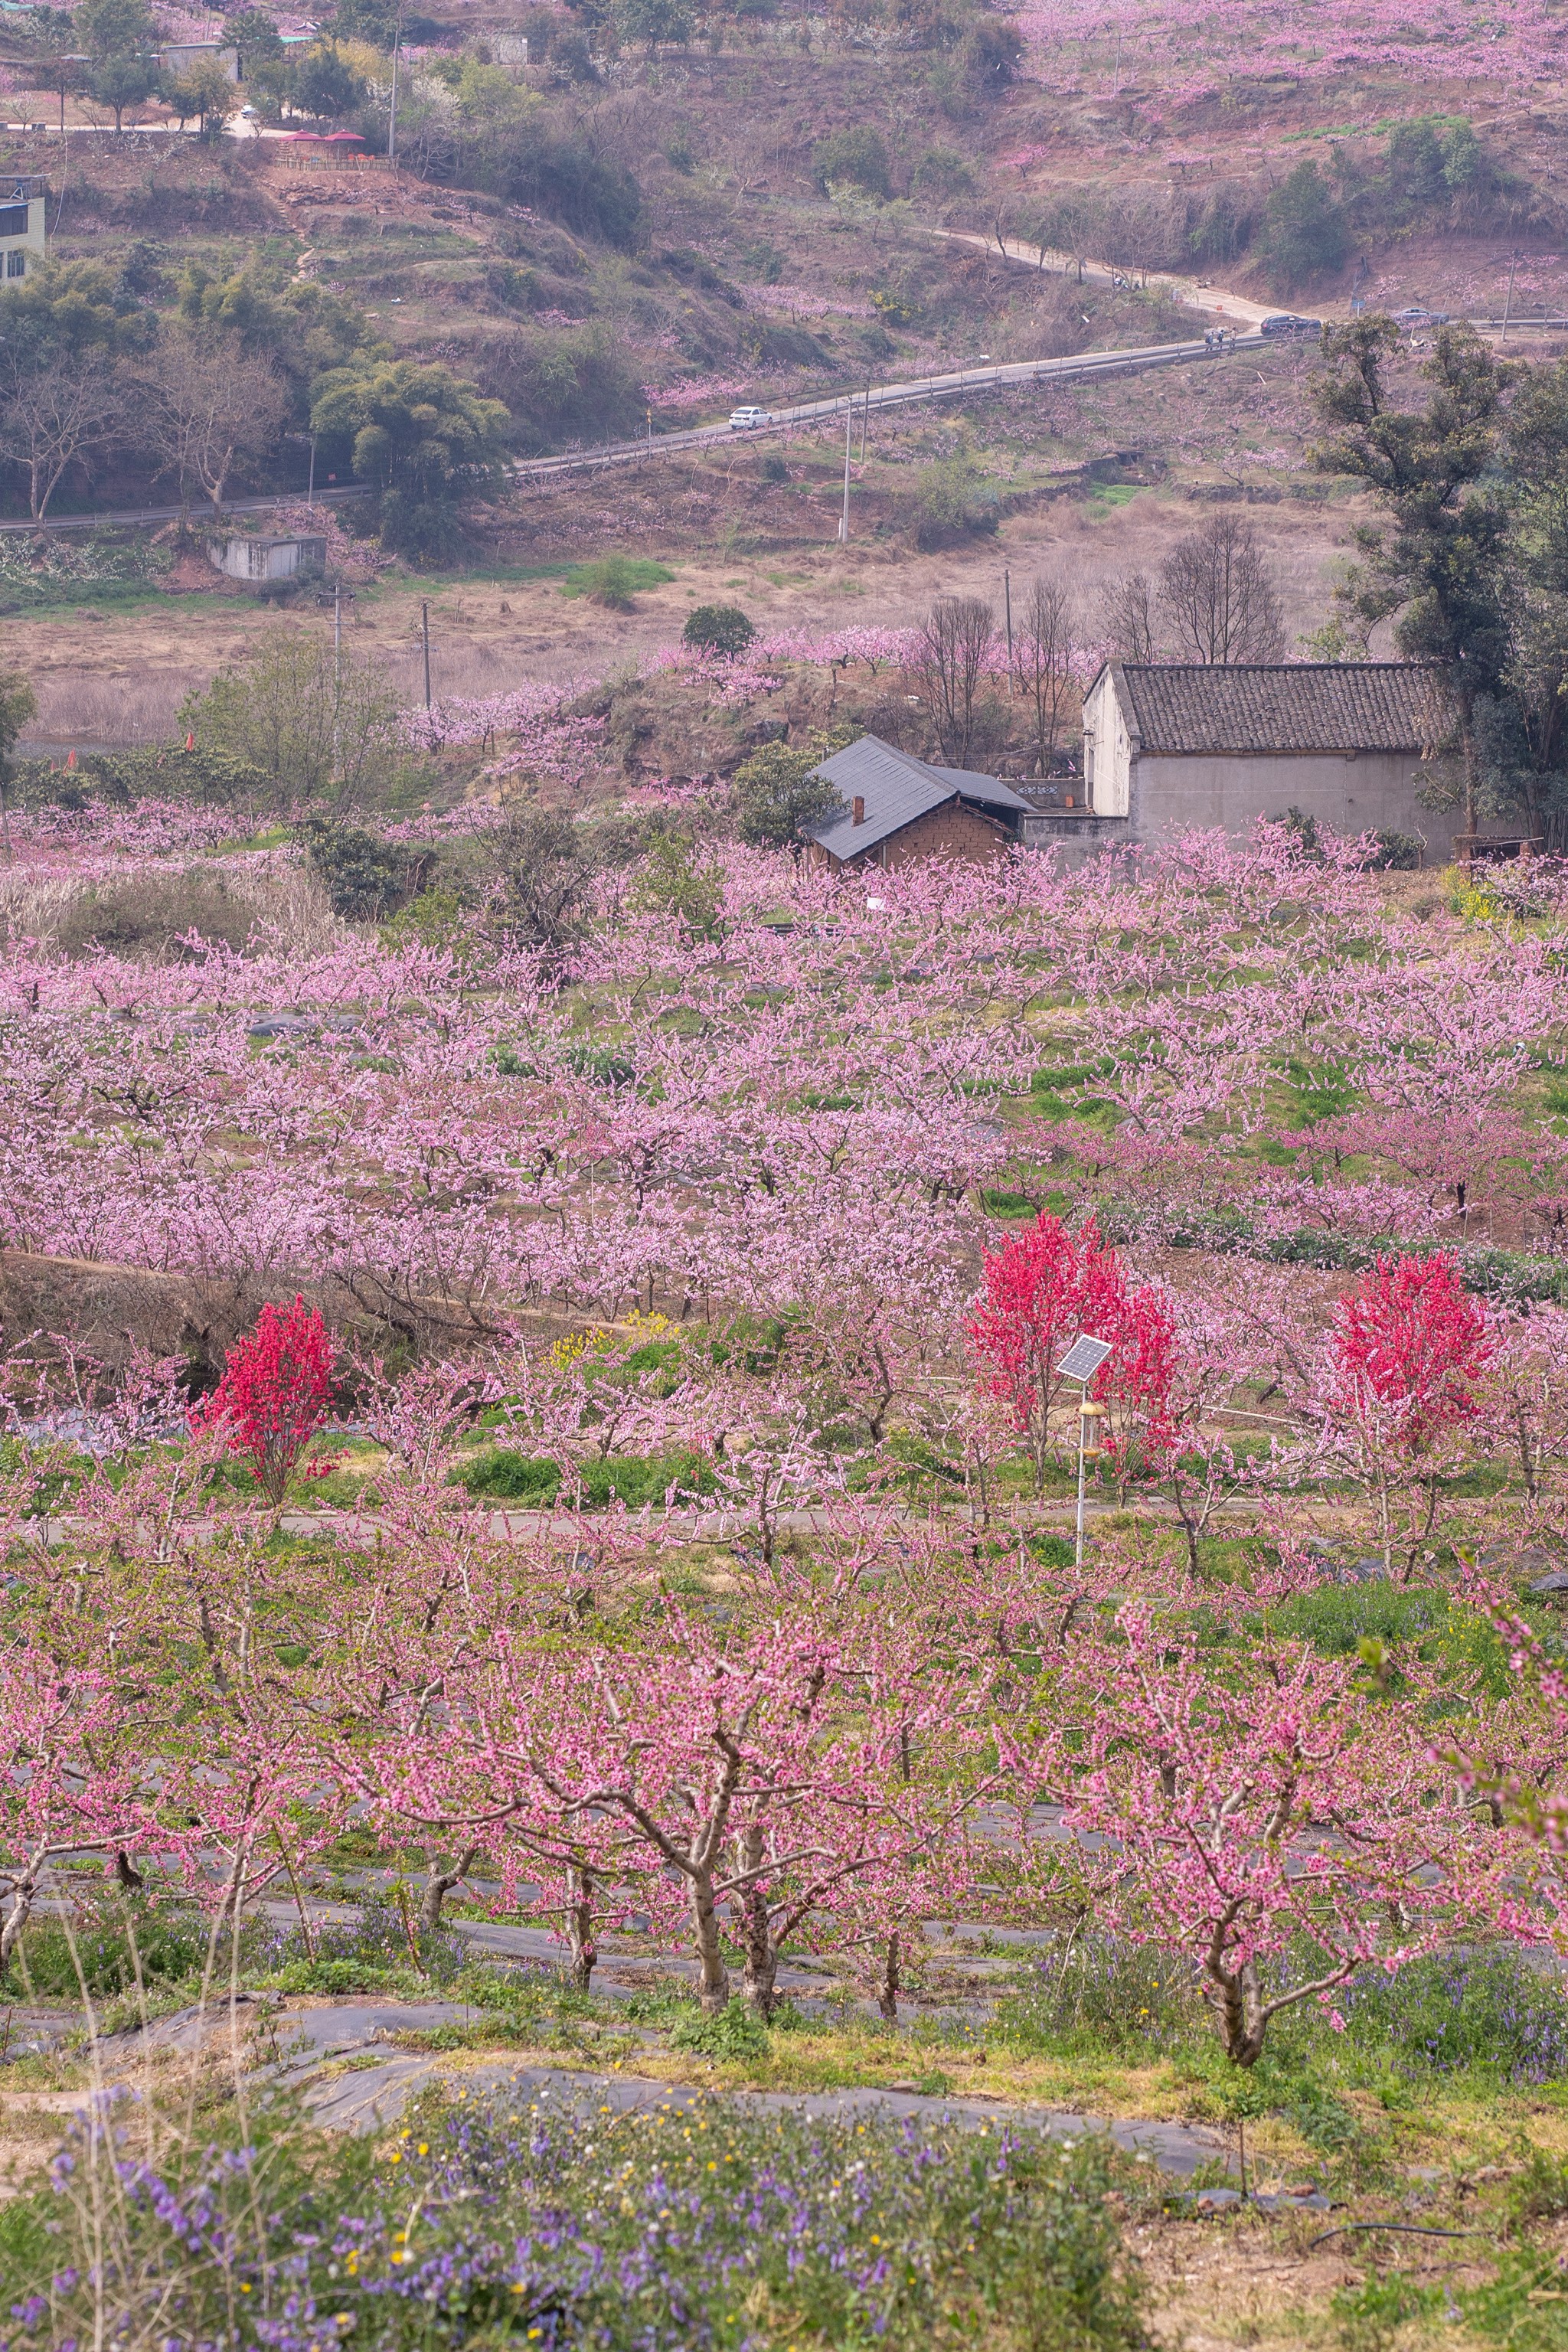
[198,1296,334,1506]
[965,1213,1174,1493]
[1328,1253,1491,1578]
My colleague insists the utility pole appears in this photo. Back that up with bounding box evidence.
[421,597,432,710]
[1502,250,1519,341]
[859,384,871,462]
[387,0,405,162]
[1004,567,1014,682]
[306,435,315,513]
[838,398,852,543]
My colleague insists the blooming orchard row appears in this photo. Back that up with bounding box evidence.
[2,827,1566,1354]
[3,1314,1567,2066]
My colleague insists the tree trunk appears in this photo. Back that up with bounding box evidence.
[566,1864,598,1992]
[419,1843,480,1937]
[0,1879,36,1971]
[877,1930,900,2022]
[1204,1949,1266,2067]
[690,1869,730,2013]
[737,1878,779,2017]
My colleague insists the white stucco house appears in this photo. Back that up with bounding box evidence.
[1047,661,1485,864]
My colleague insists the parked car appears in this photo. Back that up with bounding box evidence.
[1259,313,1323,337]
[728,405,773,429]
[1391,305,1451,327]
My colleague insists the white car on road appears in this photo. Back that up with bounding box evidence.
[728,405,773,429]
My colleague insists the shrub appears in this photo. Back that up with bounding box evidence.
[560,555,672,609]
[48,868,273,959]
[997,1937,1200,2054]
[910,453,998,547]
[377,490,470,566]
[500,132,642,248]
[682,603,755,657]
[296,817,433,920]
[812,126,892,200]
[961,15,1022,92]
[456,1448,715,1507]
[1369,828,1425,871]
[912,145,974,196]
[670,1995,772,2057]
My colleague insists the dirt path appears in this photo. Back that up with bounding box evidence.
[936,229,1285,329]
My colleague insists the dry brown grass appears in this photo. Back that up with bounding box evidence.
[0,858,347,959]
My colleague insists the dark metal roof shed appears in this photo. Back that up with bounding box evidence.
[808,736,1032,861]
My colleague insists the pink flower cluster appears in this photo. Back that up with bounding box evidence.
[403,680,605,780]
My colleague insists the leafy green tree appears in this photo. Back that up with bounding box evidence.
[90,50,157,129]
[0,260,145,524]
[626,825,724,939]
[1315,318,1511,839]
[732,731,852,860]
[0,256,143,368]
[75,0,150,54]
[1259,159,1348,295]
[226,5,283,73]
[311,358,509,554]
[291,41,364,118]
[614,0,690,46]
[323,0,401,48]
[0,669,38,857]
[1462,357,1568,849]
[812,126,892,200]
[683,603,755,658]
[161,55,238,139]
[181,636,403,809]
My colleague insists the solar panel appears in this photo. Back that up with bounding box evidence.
[1057,1334,1114,1382]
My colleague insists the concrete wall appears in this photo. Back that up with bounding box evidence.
[1080,669,1130,817]
[1128,750,1458,860]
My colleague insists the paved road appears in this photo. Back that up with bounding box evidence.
[507,328,1268,483]
[1,325,1266,529]
[0,485,370,537]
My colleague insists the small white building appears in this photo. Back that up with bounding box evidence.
[1072,661,1479,863]
[210,532,327,585]
[0,177,47,284]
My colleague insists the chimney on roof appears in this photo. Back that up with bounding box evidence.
[852,795,865,825]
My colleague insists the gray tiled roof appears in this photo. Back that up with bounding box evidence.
[808,737,1031,860]
[1113,662,1449,755]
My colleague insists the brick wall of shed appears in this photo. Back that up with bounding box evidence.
[874,803,1015,867]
